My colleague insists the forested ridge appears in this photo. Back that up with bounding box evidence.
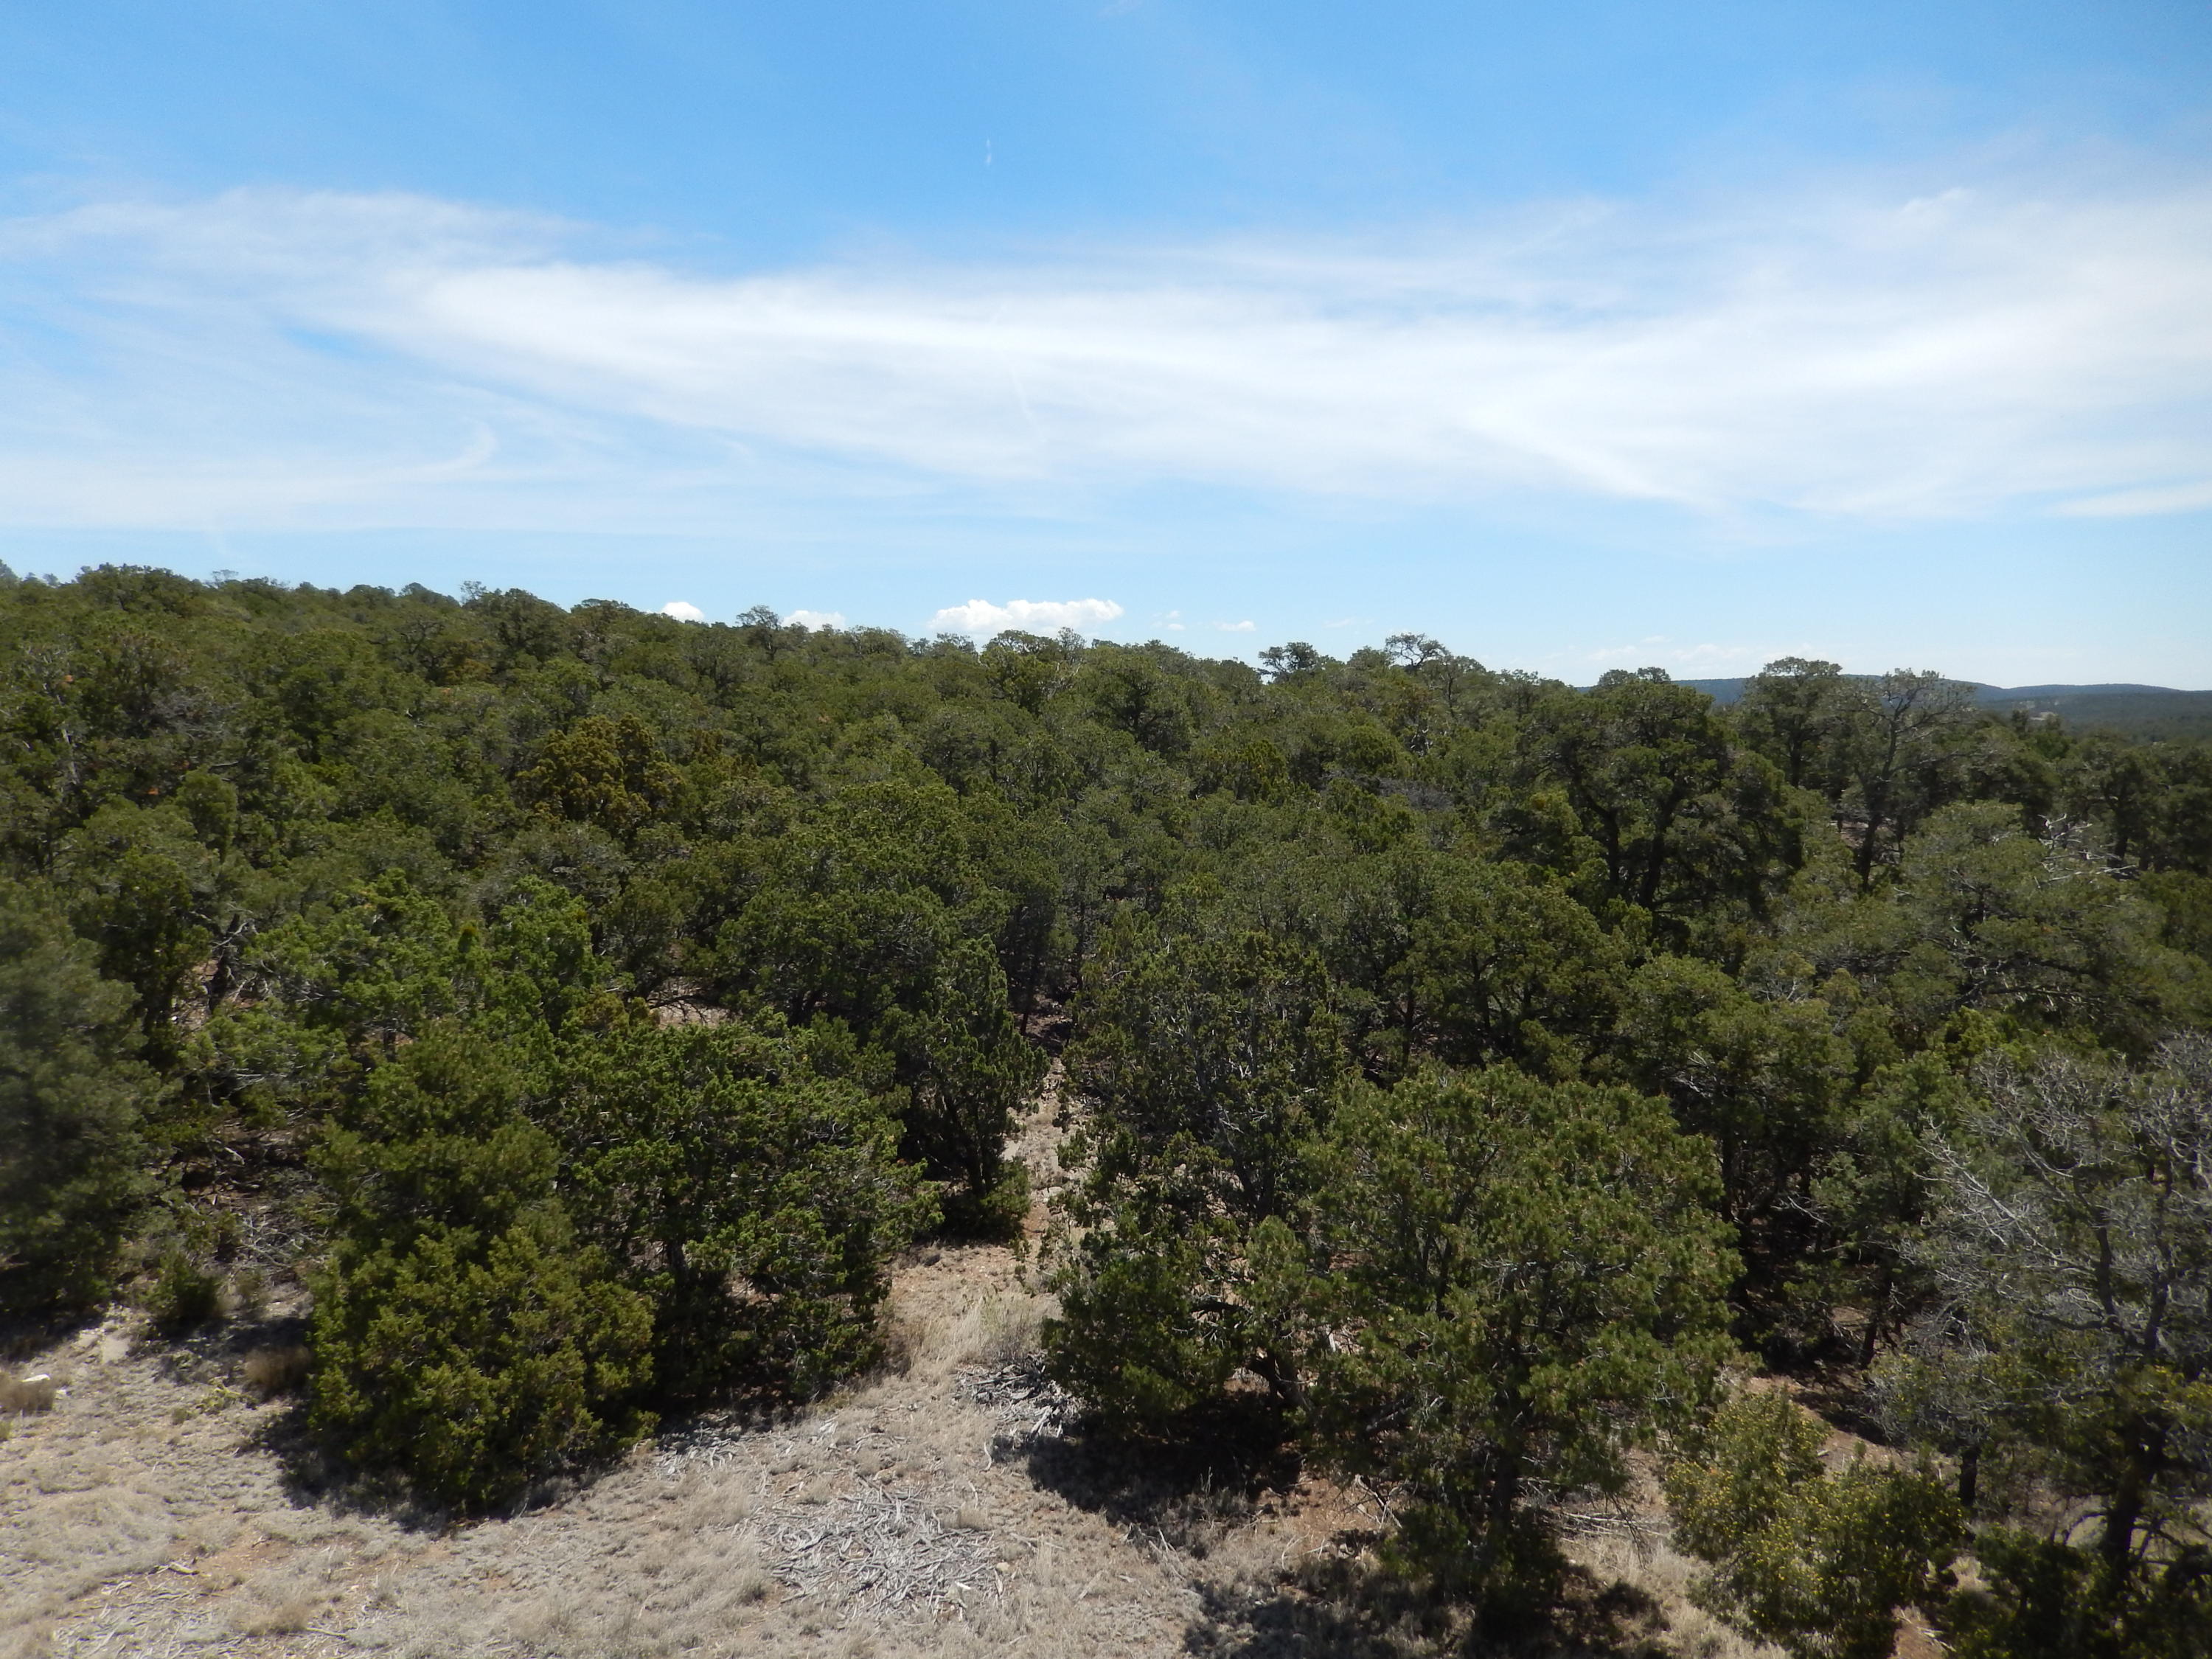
[4,563,2210,1656]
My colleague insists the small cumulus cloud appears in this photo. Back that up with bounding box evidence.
[786,608,846,629]
[931,597,1123,634]
[1215,619,1256,632]
[660,600,705,622]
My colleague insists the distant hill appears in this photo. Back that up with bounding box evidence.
[1664,678,2212,741]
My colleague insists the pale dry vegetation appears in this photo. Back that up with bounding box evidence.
[0,1253,1777,1659]
[0,1091,1778,1659]
[1,1372,58,1416]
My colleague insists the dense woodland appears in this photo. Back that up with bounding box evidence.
[3,563,2209,1657]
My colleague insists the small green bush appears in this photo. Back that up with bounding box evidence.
[1666,1391,1964,1659]
[145,1245,223,1332]
[309,1208,653,1512]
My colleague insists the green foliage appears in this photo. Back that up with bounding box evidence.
[1296,844,1621,1080]
[707,778,1043,1224]
[1786,801,2205,1051]
[143,1243,224,1332]
[1287,1068,1737,1605]
[1666,1391,1964,1659]
[1878,1040,2212,1596]
[308,1027,653,1510]
[1941,1530,2212,1659]
[515,713,682,839]
[310,1209,655,1512]
[1046,925,1346,1426]
[0,880,156,1314]
[1613,952,1857,1232]
[1509,667,1794,942]
[5,568,2211,1621]
[548,1018,935,1400]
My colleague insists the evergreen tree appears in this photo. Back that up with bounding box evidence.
[1286,1067,1737,1607]
[308,1027,653,1511]
[0,880,156,1314]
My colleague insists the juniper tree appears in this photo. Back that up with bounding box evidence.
[1287,1067,1737,1607]
[0,880,156,1314]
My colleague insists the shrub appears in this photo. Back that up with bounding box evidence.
[242,1345,312,1397]
[310,1208,653,1511]
[144,1245,223,1332]
[1666,1391,1964,1659]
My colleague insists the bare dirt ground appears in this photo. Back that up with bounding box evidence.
[1,1083,1777,1659]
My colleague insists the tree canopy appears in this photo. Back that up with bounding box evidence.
[0,566,2206,1655]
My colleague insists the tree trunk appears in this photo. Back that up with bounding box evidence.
[2100,1444,2149,1587]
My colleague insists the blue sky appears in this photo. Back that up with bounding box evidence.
[3,1,2209,684]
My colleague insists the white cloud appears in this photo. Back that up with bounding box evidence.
[1,178,2209,529]
[930,597,1124,634]
[1216,619,1256,631]
[786,608,846,629]
[2056,477,2212,517]
[660,599,705,622]
[1580,638,1797,672]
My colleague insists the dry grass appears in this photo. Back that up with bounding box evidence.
[0,1089,1780,1658]
[241,1343,312,1397]
[0,1374,59,1415]
[0,1265,1768,1659]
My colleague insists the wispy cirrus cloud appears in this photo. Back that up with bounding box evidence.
[3,178,2210,532]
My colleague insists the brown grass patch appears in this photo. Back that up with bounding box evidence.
[0,1374,58,1415]
[240,1343,312,1397]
